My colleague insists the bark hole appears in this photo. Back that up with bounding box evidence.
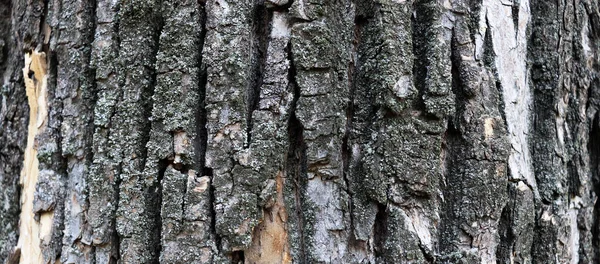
[373,202,388,260]
[231,250,245,263]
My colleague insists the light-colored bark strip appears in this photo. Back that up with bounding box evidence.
[17,50,52,264]
[485,0,536,191]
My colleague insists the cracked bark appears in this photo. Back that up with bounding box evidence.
[2,0,600,263]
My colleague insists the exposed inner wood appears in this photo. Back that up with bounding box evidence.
[245,171,292,264]
[17,51,53,264]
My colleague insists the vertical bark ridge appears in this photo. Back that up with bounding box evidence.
[591,112,600,263]
[113,0,163,262]
[439,2,510,262]
[348,0,452,263]
[568,2,600,263]
[202,0,263,257]
[48,0,99,261]
[346,3,379,259]
[142,0,215,262]
[286,1,356,262]
[245,1,272,149]
[89,0,122,261]
[244,4,295,262]
[16,0,99,261]
[0,0,26,260]
[528,1,564,261]
[528,0,593,262]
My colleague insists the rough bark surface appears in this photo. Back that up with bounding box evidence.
[1,0,600,263]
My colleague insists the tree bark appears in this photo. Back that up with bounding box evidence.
[1,0,600,263]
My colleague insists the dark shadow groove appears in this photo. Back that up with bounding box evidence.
[206,166,222,252]
[195,1,208,176]
[373,202,388,261]
[81,0,99,260]
[482,16,508,128]
[144,6,165,263]
[149,159,170,264]
[437,32,464,256]
[496,188,514,263]
[245,1,273,148]
[341,8,367,246]
[285,41,308,264]
[589,112,600,263]
[231,250,245,264]
[512,0,520,37]
[109,2,123,262]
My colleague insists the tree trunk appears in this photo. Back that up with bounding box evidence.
[1,0,600,263]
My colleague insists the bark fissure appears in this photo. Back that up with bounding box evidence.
[373,202,387,261]
[195,1,208,177]
[145,21,165,264]
[341,12,364,245]
[246,1,272,149]
[512,0,521,36]
[590,112,600,262]
[207,166,222,252]
[285,42,307,263]
[151,159,169,264]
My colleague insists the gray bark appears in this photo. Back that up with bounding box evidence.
[1,0,600,263]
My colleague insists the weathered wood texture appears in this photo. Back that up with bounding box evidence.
[1,0,600,263]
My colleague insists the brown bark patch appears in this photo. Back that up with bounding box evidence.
[245,171,291,264]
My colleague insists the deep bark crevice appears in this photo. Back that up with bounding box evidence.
[150,158,170,264]
[411,0,430,113]
[144,9,165,263]
[438,32,463,255]
[50,58,68,264]
[342,9,366,246]
[373,202,388,260]
[206,166,222,252]
[285,41,308,263]
[246,1,272,148]
[81,1,99,259]
[109,2,123,262]
[496,189,514,263]
[482,16,509,129]
[140,9,165,172]
[589,112,600,263]
[195,2,208,174]
[0,0,10,72]
[512,0,521,37]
